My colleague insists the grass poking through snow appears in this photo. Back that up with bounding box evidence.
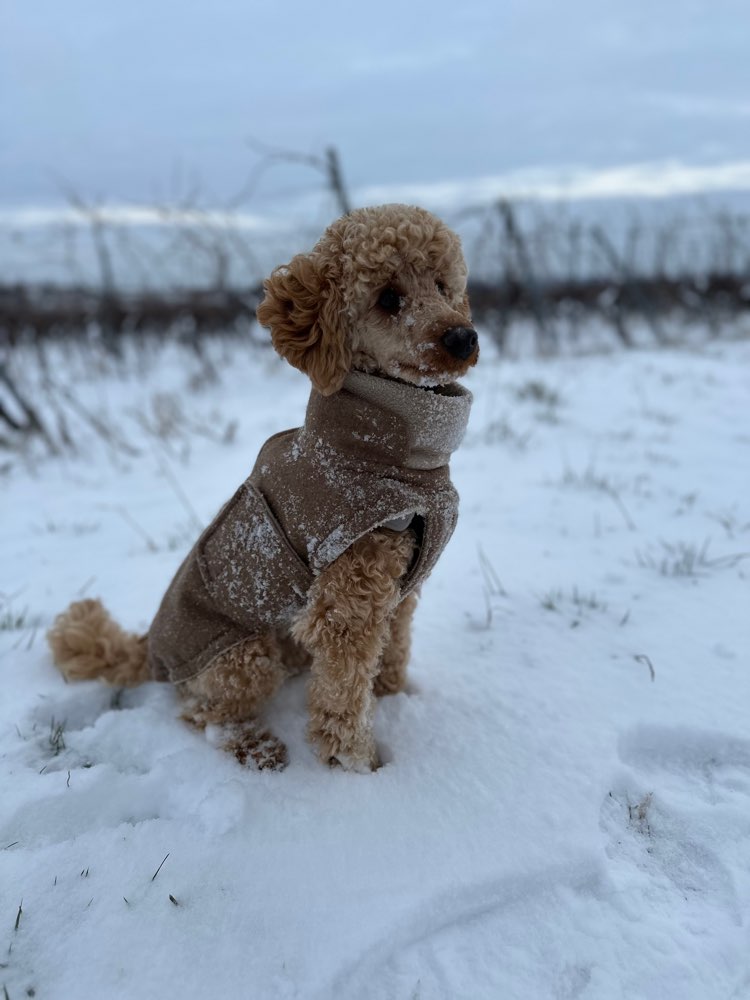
[560,462,636,531]
[636,539,750,577]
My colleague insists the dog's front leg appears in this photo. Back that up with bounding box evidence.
[374,590,418,696]
[293,529,415,772]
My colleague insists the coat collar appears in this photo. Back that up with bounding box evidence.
[303,371,472,471]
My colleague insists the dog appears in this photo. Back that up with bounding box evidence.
[47,204,479,772]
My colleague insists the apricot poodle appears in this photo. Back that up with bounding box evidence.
[48,204,479,772]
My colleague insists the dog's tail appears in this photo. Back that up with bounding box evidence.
[47,598,150,687]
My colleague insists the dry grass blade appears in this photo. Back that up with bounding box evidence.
[634,653,656,681]
[153,449,203,535]
[475,545,507,628]
[48,718,66,756]
[113,505,158,552]
[637,539,750,577]
[49,380,140,458]
[477,545,507,597]
[151,853,170,882]
[561,464,636,530]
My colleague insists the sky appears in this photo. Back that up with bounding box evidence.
[2,0,750,210]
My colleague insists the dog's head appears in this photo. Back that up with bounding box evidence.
[257,204,478,395]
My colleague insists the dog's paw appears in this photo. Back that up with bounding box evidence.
[179,697,212,730]
[373,673,408,697]
[308,718,380,773]
[329,747,381,773]
[220,724,288,771]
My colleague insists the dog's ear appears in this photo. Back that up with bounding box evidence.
[257,253,351,396]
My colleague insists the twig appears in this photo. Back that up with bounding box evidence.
[0,363,59,455]
[498,200,551,350]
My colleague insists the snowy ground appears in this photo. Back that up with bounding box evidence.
[1,334,749,999]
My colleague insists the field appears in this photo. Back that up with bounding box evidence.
[1,333,749,999]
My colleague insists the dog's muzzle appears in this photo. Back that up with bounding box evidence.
[441,327,479,361]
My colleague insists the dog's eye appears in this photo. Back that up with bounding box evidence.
[377,287,402,314]
[436,280,447,297]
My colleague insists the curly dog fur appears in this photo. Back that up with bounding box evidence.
[47,204,477,772]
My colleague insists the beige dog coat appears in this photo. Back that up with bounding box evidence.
[148,372,472,683]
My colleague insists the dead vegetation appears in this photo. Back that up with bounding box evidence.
[636,539,750,577]
[1,146,749,463]
[1,143,749,356]
[3,205,749,353]
[0,337,241,470]
[460,199,750,352]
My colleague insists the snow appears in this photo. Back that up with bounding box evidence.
[1,335,749,999]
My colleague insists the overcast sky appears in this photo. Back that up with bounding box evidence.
[2,0,750,208]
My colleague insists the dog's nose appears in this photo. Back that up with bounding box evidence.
[441,327,478,361]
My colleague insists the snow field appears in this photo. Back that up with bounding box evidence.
[1,334,749,999]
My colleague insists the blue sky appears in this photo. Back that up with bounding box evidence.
[2,0,750,207]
